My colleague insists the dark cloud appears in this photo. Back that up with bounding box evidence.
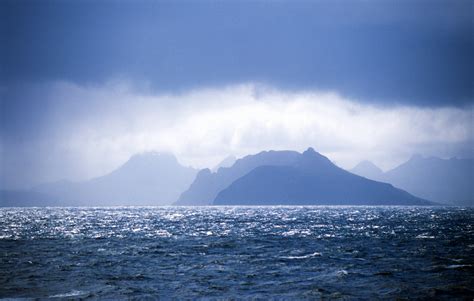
[1,0,472,106]
[1,1,472,189]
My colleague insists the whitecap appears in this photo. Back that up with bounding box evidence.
[281,252,322,259]
[446,264,472,269]
[50,290,87,298]
[336,270,349,277]
[415,234,435,239]
[282,230,298,236]
[155,229,172,237]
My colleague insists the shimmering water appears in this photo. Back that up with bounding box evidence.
[0,206,473,300]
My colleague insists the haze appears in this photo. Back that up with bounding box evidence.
[1,0,472,189]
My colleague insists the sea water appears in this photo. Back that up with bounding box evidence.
[0,206,473,299]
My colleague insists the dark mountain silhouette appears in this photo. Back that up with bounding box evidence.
[175,150,301,205]
[350,155,473,206]
[350,160,384,180]
[214,148,432,206]
[4,152,198,206]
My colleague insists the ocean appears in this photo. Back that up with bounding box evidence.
[0,206,473,299]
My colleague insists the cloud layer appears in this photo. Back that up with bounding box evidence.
[1,81,472,189]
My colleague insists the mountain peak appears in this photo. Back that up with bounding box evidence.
[29,151,198,206]
[131,151,176,160]
[303,147,317,155]
[299,147,334,169]
[113,151,195,181]
[353,160,382,171]
[214,157,430,206]
[350,160,383,180]
[125,152,180,167]
[383,155,473,205]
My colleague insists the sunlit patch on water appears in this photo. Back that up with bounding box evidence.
[0,206,473,299]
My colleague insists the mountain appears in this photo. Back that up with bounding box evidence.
[214,148,431,205]
[212,155,237,172]
[175,150,301,205]
[379,155,473,206]
[350,155,474,206]
[176,147,432,206]
[350,160,384,180]
[11,152,198,206]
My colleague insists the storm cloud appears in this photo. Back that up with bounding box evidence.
[1,81,472,189]
[1,0,472,189]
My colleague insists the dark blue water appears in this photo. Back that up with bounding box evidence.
[0,206,473,299]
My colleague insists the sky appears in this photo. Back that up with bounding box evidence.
[0,0,473,189]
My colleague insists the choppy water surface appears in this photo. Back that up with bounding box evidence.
[0,206,473,299]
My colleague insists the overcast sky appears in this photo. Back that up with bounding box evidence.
[1,0,473,189]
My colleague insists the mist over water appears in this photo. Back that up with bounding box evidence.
[1,206,472,299]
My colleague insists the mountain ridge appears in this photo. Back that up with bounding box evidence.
[175,149,303,205]
[214,148,431,206]
[351,155,473,206]
[3,152,198,206]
